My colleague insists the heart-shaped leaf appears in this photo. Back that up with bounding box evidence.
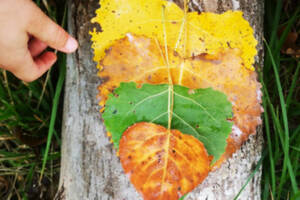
[90,0,263,198]
[99,35,262,165]
[103,82,232,163]
[119,122,211,200]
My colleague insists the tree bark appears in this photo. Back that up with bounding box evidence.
[57,0,264,199]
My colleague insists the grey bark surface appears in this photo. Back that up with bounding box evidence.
[57,0,264,199]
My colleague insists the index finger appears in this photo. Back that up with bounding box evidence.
[25,0,78,53]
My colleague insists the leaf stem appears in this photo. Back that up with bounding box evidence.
[162,6,174,130]
[178,0,188,85]
[183,0,188,57]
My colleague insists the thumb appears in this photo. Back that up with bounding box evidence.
[25,1,78,53]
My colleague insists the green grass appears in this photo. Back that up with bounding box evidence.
[0,0,299,199]
[262,0,300,199]
[0,0,67,199]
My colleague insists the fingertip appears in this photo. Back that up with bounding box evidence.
[60,36,78,53]
[26,4,78,54]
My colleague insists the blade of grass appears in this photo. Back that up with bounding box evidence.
[291,127,300,180]
[2,70,14,105]
[292,191,300,200]
[290,146,300,152]
[233,152,265,200]
[260,70,276,197]
[264,40,289,138]
[37,2,68,109]
[0,1,64,198]
[39,52,66,183]
[261,67,298,198]
[39,1,68,183]
[291,125,300,143]
[53,129,61,146]
[23,163,35,190]
[262,171,270,200]
[37,66,52,110]
[264,40,298,195]
[286,61,300,110]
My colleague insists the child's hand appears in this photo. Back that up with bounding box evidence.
[0,0,78,82]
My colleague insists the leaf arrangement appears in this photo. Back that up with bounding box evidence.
[90,0,263,199]
[103,82,232,163]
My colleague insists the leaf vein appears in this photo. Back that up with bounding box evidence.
[126,89,168,115]
[172,112,217,154]
[151,111,168,123]
[174,91,217,122]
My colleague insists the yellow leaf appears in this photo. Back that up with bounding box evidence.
[90,0,257,70]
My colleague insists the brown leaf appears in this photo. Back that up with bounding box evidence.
[278,26,299,57]
[119,122,210,200]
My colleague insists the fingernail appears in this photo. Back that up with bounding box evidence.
[64,36,78,52]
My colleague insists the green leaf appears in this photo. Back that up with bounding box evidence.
[103,82,233,163]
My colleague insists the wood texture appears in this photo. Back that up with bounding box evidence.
[57,0,264,199]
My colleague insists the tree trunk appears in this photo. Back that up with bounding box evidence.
[57,0,264,199]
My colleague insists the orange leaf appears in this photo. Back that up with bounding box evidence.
[119,122,210,200]
[98,35,262,167]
